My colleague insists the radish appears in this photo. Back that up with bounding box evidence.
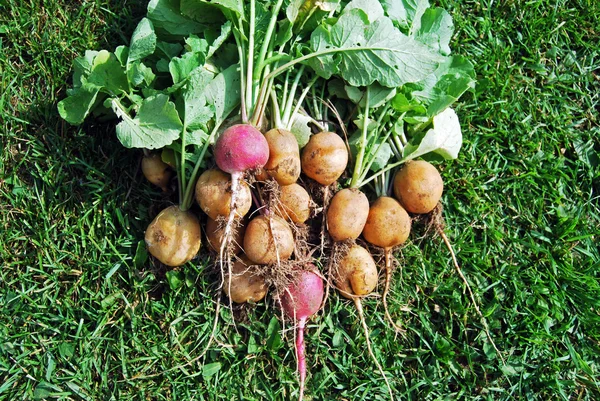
[362,196,411,332]
[142,153,172,192]
[263,128,301,185]
[301,131,348,186]
[326,188,369,242]
[280,270,324,401]
[243,214,295,265]
[393,160,444,214]
[274,183,312,224]
[144,205,201,267]
[195,169,252,220]
[335,244,394,401]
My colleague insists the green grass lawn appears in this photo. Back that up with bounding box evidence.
[1,0,599,400]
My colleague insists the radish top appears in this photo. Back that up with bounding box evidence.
[281,270,324,321]
[214,124,269,174]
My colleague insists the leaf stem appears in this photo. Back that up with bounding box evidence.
[281,65,305,127]
[232,22,248,123]
[245,0,256,119]
[180,124,221,211]
[180,124,187,198]
[286,75,318,129]
[254,0,285,83]
[350,87,370,188]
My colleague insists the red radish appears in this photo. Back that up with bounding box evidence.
[214,124,269,175]
[280,270,324,401]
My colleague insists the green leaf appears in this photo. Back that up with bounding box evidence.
[403,107,462,160]
[207,21,232,59]
[113,94,183,149]
[307,10,443,87]
[408,55,476,117]
[87,50,129,95]
[180,0,228,23]
[415,7,453,55]
[287,0,339,35]
[182,67,216,129]
[202,362,222,378]
[266,317,282,350]
[344,82,397,108]
[128,18,157,64]
[169,52,206,84]
[391,92,427,114]
[127,61,156,87]
[185,34,209,54]
[203,63,241,125]
[289,113,312,148]
[343,0,384,22]
[114,46,129,66]
[201,0,244,17]
[57,83,102,125]
[72,50,98,88]
[187,129,209,146]
[133,240,148,269]
[382,0,429,34]
[156,41,183,58]
[147,0,207,37]
[58,343,75,360]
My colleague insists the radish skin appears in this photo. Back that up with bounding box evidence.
[281,270,324,401]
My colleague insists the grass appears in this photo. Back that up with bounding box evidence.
[1,0,599,399]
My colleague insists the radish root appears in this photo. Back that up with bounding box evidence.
[296,317,307,401]
[438,228,505,365]
[383,249,405,334]
[354,298,394,401]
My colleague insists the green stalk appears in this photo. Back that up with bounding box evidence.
[232,21,248,123]
[350,87,370,188]
[245,0,256,119]
[174,152,184,207]
[281,69,291,115]
[281,65,305,126]
[286,75,318,129]
[270,89,283,129]
[180,124,221,211]
[180,124,187,198]
[253,0,285,84]
[253,46,404,125]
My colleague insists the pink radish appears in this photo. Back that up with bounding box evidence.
[280,270,324,401]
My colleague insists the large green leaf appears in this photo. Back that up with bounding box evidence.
[182,67,216,130]
[147,0,207,37]
[408,55,476,117]
[87,50,129,95]
[403,107,462,160]
[307,9,443,88]
[127,18,157,64]
[57,83,102,125]
[415,7,453,55]
[203,63,241,125]
[382,0,429,34]
[113,94,183,149]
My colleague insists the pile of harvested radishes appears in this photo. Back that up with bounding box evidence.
[59,0,484,398]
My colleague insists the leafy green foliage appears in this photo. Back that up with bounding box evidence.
[308,9,443,87]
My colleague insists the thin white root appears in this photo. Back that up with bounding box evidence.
[383,249,405,334]
[219,172,241,330]
[438,229,505,365]
[354,298,394,401]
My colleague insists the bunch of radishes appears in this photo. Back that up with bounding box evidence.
[59,0,481,398]
[141,119,446,400]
